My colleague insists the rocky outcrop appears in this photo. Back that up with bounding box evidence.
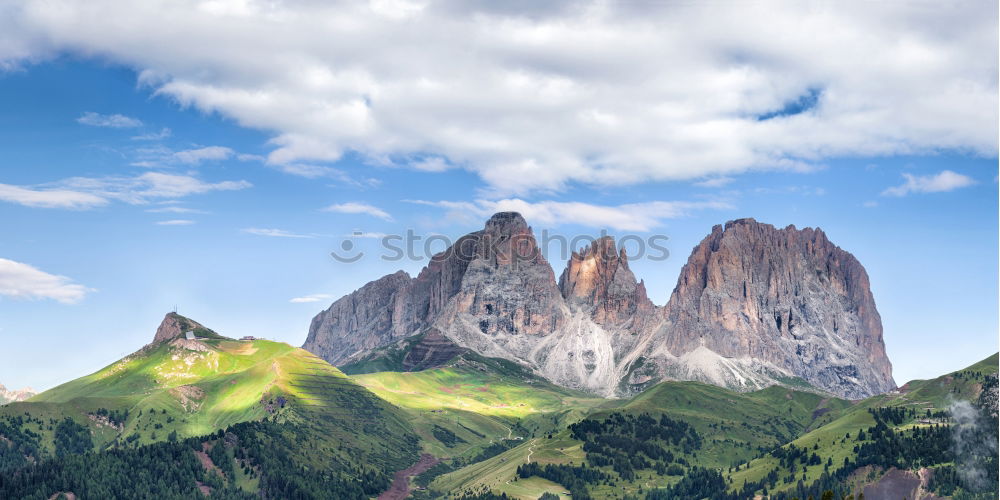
[152,312,207,344]
[401,329,466,371]
[303,213,896,399]
[641,219,895,399]
[0,383,36,404]
[559,236,654,327]
[305,212,569,366]
[303,271,421,364]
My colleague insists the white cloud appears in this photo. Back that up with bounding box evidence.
[0,183,108,209]
[0,258,93,303]
[694,177,735,188]
[863,200,878,208]
[61,172,251,202]
[410,157,451,172]
[0,172,251,210]
[131,127,171,140]
[173,146,234,164]
[0,1,991,194]
[76,111,142,128]
[146,205,206,214]
[289,293,334,303]
[155,219,195,225]
[323,202,393,221]
[274,163,342,179]
[242,228,314,238]
[882,170,976,196]
[409,198,731,231]
[237,153,265,162]
[346,231,389,239]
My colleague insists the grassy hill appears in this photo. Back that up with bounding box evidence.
[0,315,421,498]
[351,352,609,460]
[424,355,998,500]
[1,311,995,500]
[728,353,999,499]
[427,381,851,499]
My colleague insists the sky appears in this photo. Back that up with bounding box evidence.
[0,0,996,392]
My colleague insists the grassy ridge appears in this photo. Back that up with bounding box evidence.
[729,353,1000,496]
[3,335,421,473]
[350,353,607,460]
[426,355,998,499]
[4,316,995,500]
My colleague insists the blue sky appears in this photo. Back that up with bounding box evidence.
[0,1,996,392]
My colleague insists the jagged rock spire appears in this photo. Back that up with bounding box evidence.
[559,236,653,325]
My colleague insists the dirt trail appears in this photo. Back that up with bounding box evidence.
[378,453,439,500]
[525,439,538,463]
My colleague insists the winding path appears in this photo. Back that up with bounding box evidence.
[525,439,539,463]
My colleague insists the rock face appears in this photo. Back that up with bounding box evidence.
[0,383,36,404]
[559,236,654,327]
[303,271,420,364]
[401,328,466,372]
[152,312,207,344]
[303,213,565,364]
[303,213,896,398]
[639,219,895,399]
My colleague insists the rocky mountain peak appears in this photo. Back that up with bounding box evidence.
[559,236,653,325]
[0,383,36,404]
[484,211,528,235]
[475,211,544,268]
[657,218,895,399]
[304,213,895,399]
[152,312,207,344]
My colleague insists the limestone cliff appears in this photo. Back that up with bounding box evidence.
[303,214,896,398]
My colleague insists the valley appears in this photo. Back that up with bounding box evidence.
[0,215,995,499]
[0,311,994,498]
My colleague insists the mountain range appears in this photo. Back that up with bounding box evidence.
[0,311,994,499]
[0,214,994,500]
[304,213,895,399]
[0,384,35,405]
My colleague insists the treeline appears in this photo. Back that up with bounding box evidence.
[0,414,43,474]
[0,438,227,499]
[770,399,998,500]
[54,418,92,457]
[0,420,392,499]
[516,462,610,500]
[647,467,733,500]
[569,412,701,480]
[432,424,467,447]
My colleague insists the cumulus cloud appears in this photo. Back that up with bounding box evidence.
[242,228,315,238]
[882,170,977,196]
[173,146,234,164]
[0,172,251,209]
[0,258,93,303]
[323,202,393,221]
[2,1,993,194]
[155,219,194,225]
[76,111,142,128]
[409,198,731,231]
[290,293,334,303]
